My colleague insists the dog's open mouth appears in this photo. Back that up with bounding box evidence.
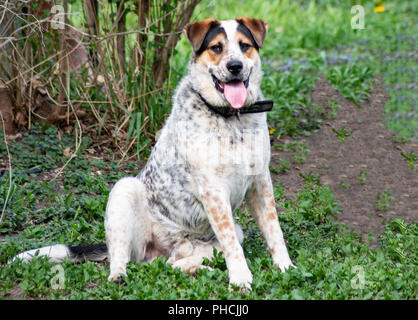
[212,75,250,109]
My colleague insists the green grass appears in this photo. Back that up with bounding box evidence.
[400,151,418,171]
[1,0,417,299]
[332,127,353,143]
[375,190,394,213]
[0,125,417,299]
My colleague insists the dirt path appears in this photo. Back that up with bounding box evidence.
[271,77,418,246]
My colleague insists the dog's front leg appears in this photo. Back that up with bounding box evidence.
[200,188,253,290]
[247,172,295,272]
[105,177,152,281]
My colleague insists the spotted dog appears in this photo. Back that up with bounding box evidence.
[13,17,295,290]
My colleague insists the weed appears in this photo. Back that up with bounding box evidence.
[293,174,340,224]
[273,183,285,200]
[326,98,342,120]
[375,190,394,212]
[292,143,309,164]
[299,172,321,187]
[358,171,368,185]
[327,65,374,106]
[400,151,418,170]
[269,166,279,174]
[339,182,352,190]
[278,159,291,173]
[332,127,352,143]
[275,141,310,165]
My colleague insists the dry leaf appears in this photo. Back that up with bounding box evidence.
[63,147,71,157]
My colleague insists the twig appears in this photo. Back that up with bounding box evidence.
[28,44,33,129]
[51,74,83,181]
[0,0,8,26]
[0,111,13,225]
[0,37,16,50]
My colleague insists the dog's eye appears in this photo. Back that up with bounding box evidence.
[209,44,223,54]
[239,41,252,53]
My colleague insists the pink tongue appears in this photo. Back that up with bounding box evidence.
[223,81,247,109]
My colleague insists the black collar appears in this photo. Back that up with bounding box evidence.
[195,91,274,119]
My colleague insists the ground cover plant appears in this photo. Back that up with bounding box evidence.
[1,0,417,299]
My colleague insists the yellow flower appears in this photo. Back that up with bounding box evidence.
[269,128,276,135]
[374,4,385,12]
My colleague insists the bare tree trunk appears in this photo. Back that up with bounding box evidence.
[1,4,16,82]
[116,0,126,77]
[0,81,16,134]
[137,0,150,69]
[83,0,99,68]
[58,0,68,108]
[0,2,18,134]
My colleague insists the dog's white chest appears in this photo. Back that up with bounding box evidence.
[172,112,270,206]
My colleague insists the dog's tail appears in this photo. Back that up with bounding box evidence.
[11,243,108,264]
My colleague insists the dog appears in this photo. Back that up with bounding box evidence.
[13,17,295,290]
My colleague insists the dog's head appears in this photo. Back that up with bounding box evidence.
[184,17,268,109]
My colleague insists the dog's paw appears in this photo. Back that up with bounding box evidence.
[228,269,253,293]
[228,281,252,294]
[276,260,297,273]
[271,250,297,272]
[107,269,127,283]
[228,280,252,294]
[108,274,126,284]
[172,259,214,275]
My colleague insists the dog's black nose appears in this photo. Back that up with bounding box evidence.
[226,60,243,75]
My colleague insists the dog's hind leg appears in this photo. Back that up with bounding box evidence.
[105,177,151,281]
[168,239,219,275]
[168,224,243,275]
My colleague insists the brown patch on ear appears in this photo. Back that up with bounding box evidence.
[235,17,268,48]
[183,19,220,52]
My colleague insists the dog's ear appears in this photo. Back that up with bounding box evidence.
[184,19,220,52]
[235,17,268,49]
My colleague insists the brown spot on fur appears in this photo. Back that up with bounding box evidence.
[212,194,221,204]
[208,207,219,222]
[267,211,277,221]
[222,247,231,257]
[218,220,232,232]
[270,245,276,257]
[215,165,226,177]
[267,199,276,212]
[234,254,242,261]
[261,181,269,193]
